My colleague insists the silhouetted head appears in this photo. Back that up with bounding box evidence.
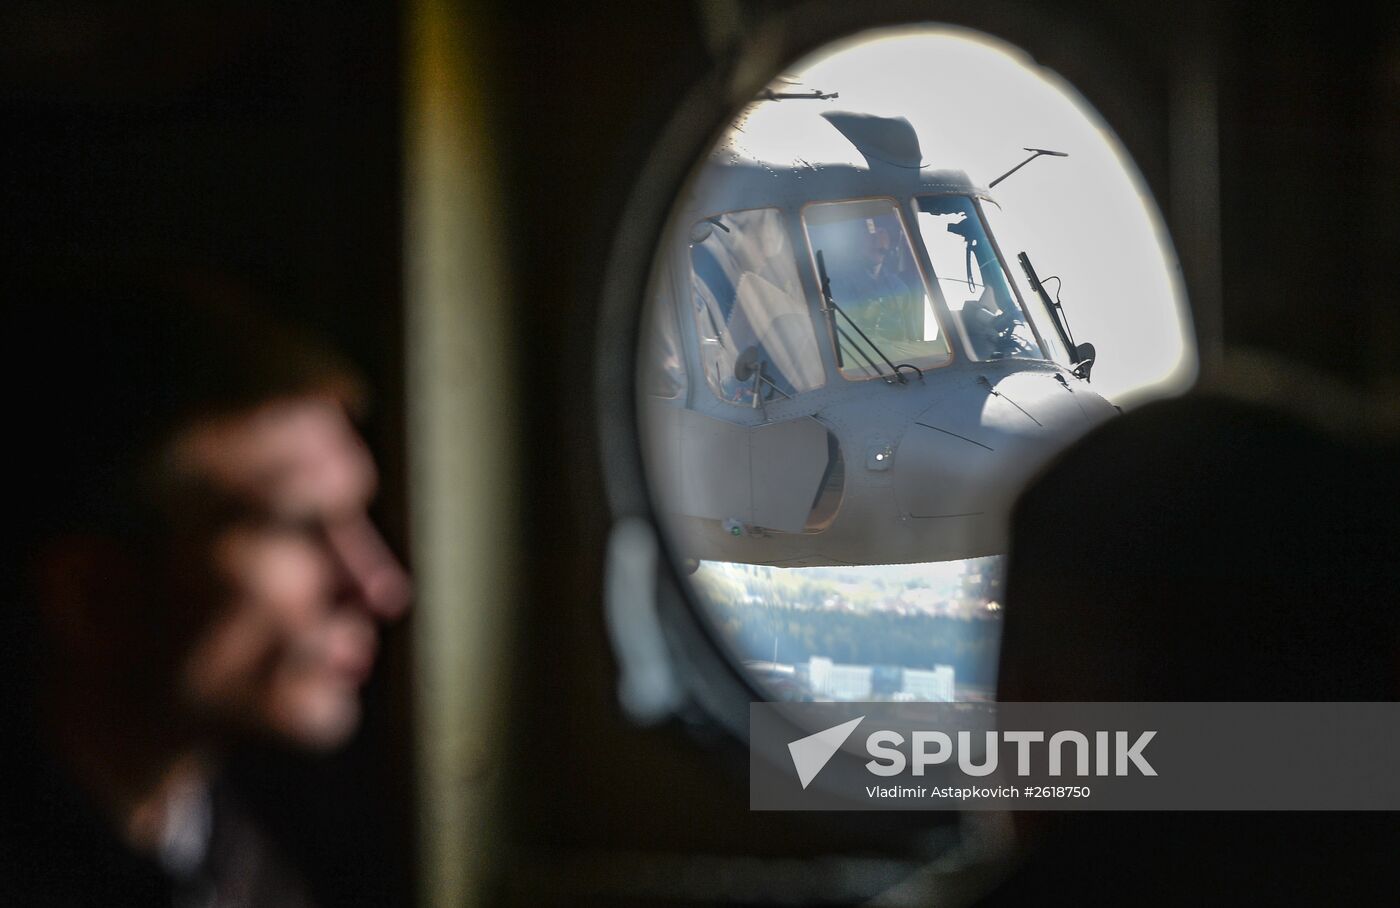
[11,265,411,751]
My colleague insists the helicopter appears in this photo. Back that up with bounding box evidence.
[640,98,1118,568]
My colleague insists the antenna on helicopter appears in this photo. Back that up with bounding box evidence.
[989,147,1069,188]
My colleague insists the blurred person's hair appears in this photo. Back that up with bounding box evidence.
[2,262,365,714]
[9,262,363,553]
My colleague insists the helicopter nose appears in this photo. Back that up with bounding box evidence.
[893,370,1109,527]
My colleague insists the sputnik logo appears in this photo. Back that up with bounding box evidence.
[787,716,864,789]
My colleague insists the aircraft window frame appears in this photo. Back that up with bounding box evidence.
[687,205,828,407]
[913,192,1050,365]
[799,194,956,383]
[596,6,1187,753]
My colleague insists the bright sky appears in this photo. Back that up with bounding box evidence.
[727,26,1197,406]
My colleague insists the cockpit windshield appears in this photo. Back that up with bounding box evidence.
[689,208,826,405]
[914,195,1044,362]
[803,198,952,380]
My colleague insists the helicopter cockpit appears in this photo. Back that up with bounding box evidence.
[664,104,1087,421]
[689,207,827,405]
[803,197,952,378]
[685,188,1058,406]
[914,194,1044,363]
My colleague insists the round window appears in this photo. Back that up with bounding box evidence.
[608,23,1193,727]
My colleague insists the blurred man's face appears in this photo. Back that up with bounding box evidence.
[173,397,411,750]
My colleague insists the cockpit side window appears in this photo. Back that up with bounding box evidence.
[978,199,1070,366]
[915,195,1044,362]
[802,198,952,380]
[689,209,826,405]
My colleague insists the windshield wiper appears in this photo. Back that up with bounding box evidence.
[815,250,923,385]
[1017,250,1096,380]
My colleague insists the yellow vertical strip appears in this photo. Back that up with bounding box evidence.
[405,2,513,905]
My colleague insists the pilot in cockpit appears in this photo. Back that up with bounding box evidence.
[835,221,919,343]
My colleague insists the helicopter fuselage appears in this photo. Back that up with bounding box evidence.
[642,113,1117,567]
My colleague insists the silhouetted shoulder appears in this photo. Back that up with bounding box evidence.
[1002,391,1398,701]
